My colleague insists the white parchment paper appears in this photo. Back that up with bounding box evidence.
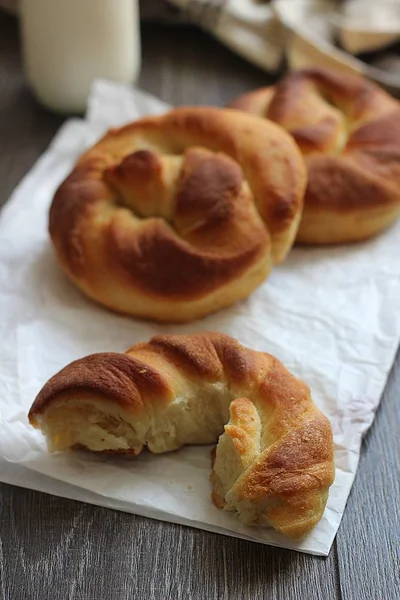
[1,80,399,556]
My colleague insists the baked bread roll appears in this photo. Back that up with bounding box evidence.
[229,68,400,244]
[28,332,335,539]
[49,107,306,322]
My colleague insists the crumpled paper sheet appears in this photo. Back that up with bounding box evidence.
[1,80,400,556]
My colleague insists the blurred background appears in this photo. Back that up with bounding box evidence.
[1,0,399,202]
[1,1,400,115]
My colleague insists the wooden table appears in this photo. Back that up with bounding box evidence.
[1,11,399,600]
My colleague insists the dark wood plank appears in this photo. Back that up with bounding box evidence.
[0,484,341,600]
[138,23,270,107]
[336,350,400,600]
[0,8,398,600]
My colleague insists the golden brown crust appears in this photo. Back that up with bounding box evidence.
[30,352,173,419]
[28,332,335,539]
[229,67,400,244]
[106,217,266,298]
[49,107,307,321]
[239,414,333,502]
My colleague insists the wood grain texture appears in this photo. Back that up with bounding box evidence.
[336,350,400,600]
[0,10,399,600]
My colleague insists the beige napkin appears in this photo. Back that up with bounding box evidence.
[168,0,400,91]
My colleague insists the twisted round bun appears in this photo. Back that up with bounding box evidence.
[28,332,335,539]
[49,107,306,322]
[229,68,400,244]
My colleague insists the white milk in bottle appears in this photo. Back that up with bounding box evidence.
[20,0,141,114]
